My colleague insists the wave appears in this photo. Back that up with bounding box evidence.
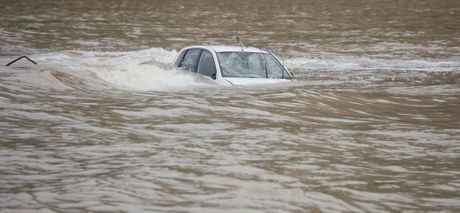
[1,48,216,92]
[1,48,458,93]
[285,54,460,72]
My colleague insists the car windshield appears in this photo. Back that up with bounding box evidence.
[217,52,289,79]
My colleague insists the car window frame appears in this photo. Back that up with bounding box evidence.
[179,48,203,73]
[196,49,217,79]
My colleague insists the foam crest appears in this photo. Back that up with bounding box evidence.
[286,54,460,72]
[32,48,215,91]
[91,62,213,91]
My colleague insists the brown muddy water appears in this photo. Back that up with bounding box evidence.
[1,0,460,212]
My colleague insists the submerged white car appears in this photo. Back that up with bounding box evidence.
[172,45,293,85]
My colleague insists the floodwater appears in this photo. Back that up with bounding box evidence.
[1,0,460,212]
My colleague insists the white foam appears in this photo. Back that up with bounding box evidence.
[285,54,460,72]
[91,62,213,91]
[30,48,215,91]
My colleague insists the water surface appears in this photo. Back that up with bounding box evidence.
[1,0,460,212]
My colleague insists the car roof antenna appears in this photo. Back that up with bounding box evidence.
[236,35,244,52]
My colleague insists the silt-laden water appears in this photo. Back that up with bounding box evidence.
[1,0,460,212]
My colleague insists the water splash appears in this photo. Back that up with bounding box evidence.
[3,48,216,92]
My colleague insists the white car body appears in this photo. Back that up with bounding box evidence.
[172,45,293,86]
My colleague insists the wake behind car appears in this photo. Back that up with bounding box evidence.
[172,45,293,86]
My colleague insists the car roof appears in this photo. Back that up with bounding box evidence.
[183,45,268,53]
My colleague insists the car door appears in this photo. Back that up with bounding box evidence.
[196,50,217,80]
[179,49,202,73]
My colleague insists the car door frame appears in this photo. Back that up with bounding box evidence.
[177,48,203,73]
[196,49,220,80]
[174,46,229,84]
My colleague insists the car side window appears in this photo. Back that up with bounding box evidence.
[197,50,217,79]
[180,49,202,72]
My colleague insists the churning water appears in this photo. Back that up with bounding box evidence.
[1,0,460,212]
